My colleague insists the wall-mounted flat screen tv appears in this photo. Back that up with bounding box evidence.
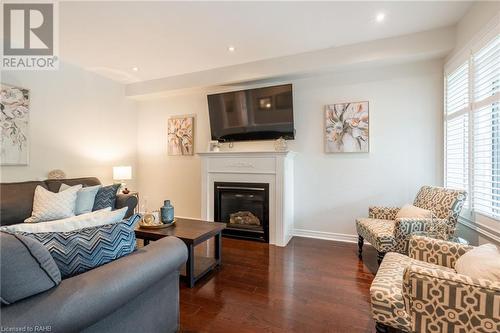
[207,84,295,142]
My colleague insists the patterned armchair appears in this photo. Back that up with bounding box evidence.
[370,235,499,333]
[356,186,467,263]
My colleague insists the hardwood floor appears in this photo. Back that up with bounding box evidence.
[179,236,388,333]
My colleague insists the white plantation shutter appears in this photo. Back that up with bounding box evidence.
[446,63,469,116]
[472,36,500,220]
[474,37,499,103]
[445,63,469,198]
[445,114,469,192]
[444,31,500,222]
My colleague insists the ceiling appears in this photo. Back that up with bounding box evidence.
[59,1,473,83]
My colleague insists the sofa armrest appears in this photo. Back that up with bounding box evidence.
[115,194,138,218]
[392,218,449,254]
[408,235,473,269]
[0,237,188,332]
[368,206,400,220]
[403,264,500,333]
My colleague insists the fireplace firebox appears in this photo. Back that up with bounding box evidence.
[214,182,269,242]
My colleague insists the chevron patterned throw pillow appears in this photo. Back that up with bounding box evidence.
[18,214,141,278]
[92,184,121,211]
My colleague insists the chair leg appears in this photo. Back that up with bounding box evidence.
[377,251,386,265]
[375,322,388,333]
[358,235,364,259]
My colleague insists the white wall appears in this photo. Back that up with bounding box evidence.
[135,59,444,238]
[454,1,500,54]
[1,62,137,187]
[135,92,209,214]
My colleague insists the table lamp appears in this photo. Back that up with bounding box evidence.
[113,166,132,194]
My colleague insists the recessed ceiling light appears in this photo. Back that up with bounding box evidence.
[228,46,236,52]
[132,67,139,72]
[376,12,385,23]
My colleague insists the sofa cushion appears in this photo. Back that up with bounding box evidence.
[19,214,141,278]
[0,181,48,226]
[370,252,454,331]
[44,177,101,193]
[356,218,396,252]
[2,207,127,233]
[93,184,121,211]
[60,183,101,215]
[0,231,61,304]
[25,185,81,223]
[455,243,500,281]
[395,204,432,219]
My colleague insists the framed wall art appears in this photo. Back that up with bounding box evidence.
[1,84,30,165]
[325,101,369,153]
[167,115,195,156]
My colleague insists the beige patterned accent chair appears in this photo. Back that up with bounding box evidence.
[370,235,499,333]
[356,186,467,264]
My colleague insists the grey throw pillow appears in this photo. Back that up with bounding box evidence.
[1,231,61,305]
[59,183,101,215]
[92,184,121,211]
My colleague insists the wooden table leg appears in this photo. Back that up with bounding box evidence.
[186,243,195,288]
[214,232,222,266]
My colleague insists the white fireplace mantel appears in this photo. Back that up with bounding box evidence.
[199,151,295,246]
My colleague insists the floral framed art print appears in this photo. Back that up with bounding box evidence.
[325,101,369,153]
[1,84,30,165]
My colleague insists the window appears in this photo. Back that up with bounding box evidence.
[445,35,500,221]
[445,63,469,197]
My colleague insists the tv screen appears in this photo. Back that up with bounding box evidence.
[207,84,294,142]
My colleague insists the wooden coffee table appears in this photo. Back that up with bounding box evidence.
[135,217,226,288]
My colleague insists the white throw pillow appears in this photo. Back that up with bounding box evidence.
[24,185,82,223]
[396,204,433,219]
[6,207,128,233]
[455,244,500,281]
[59,183,101,215]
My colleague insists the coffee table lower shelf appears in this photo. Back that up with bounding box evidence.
[135,217,225,288]
[180,256,218,285]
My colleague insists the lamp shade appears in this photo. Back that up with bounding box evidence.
[113,166,132,180]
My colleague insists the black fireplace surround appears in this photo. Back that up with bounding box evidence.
[214,182,269,242]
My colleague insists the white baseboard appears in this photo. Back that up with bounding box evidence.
[293,228,358,244]
[173,218,360,245]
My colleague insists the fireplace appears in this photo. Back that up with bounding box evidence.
[214,182,269,242]
[200,151,295,246]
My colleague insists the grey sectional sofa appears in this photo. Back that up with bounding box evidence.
[0,177,137,225]
[0,177,188,332]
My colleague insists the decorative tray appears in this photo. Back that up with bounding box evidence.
[139,219,176,229]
